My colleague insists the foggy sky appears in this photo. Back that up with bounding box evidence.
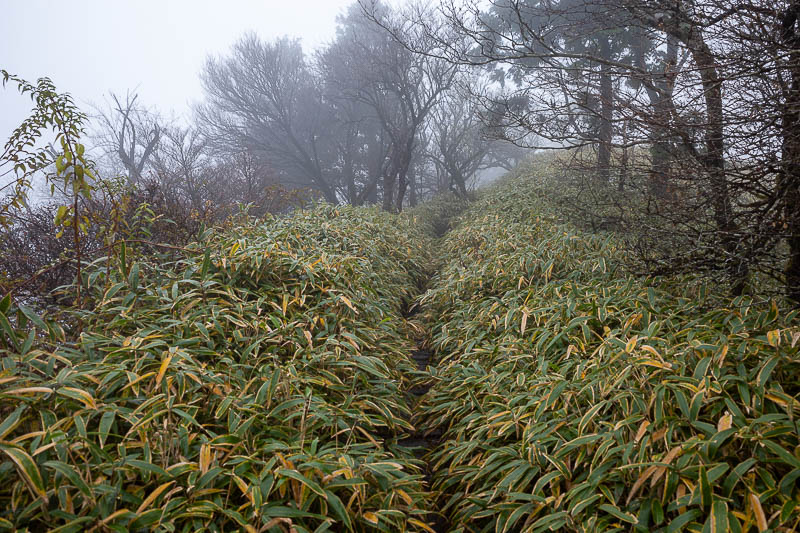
[0,0,360,142]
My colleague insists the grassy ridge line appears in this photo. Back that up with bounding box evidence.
[0,204,438,532]
[419,176,800,532]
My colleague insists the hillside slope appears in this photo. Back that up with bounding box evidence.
[0,176,799,532]
[417,176,800,531]
[0,205,441,532]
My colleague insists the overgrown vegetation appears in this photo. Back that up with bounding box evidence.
[3,0,800,526]
[0,204,442,532]
[1,156,799,531]
[417,174,800,531]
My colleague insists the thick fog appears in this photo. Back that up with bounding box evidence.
[0,0,357,142]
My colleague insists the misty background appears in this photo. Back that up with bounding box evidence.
[2,0,800,530]
[0,0,359,142]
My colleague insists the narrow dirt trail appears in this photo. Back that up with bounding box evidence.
[392,203,463,531]
[396,277,449,530]
[398,345,448,531]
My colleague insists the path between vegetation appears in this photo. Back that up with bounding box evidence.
[396,250,449,531]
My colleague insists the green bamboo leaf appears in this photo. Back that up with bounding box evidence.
[0,442,48,502]
[0,404,27,440]
[18,304,47,331]
[598,504,637,524]
[0,293,11,314]
[0,310,19,350]
[43,460,92,500]
[277,468,325,497]
[324,490,353,531]
[98,410,115,448]
[710,500,728,533]
[699,466,712,511]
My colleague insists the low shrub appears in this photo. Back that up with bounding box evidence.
[419,175,800,532]
[0,204,436,532]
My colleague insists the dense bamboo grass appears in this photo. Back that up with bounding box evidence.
[418,176,800,532]
[2,175,799,532]
[0,205,438,532]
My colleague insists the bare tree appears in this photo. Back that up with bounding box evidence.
[93,91,161,184]
[370,0,800,300]
[325,2,458,211]
[198,35,339,203]
[425,79,494,197]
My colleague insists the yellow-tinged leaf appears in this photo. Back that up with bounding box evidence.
[408,518,437,532]
[625,336,638,353]
[637,358,672,370]
[640,344,660,358]
[155,355,172,388]
[339,295,358,314]
[121,372,156,392]
[750,492,768,531]
[229,241,241,256]
[765,393,800,413]
[32,442,56,456]
[0,443,47,503]
[521,310,528,335]
[100,508,134,525]
[136,481,174,514]
[60,387,97,409]
[3,387,53,395]
[263,518,293,530]
[395,488,414,506]
[363,512,379,525]
[199,443,212,474]
[717,412,732,431]
[767,329,780,347]
[304,330,313,346]
[232,474,250,497]
[634,420,650,443]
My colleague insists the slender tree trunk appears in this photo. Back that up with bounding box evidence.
[394,135,415,212]
[382,172,395,211]
[649,97,671,198]
[367,181,378,204]
[409,172,418,207]
[633,30,676,199]
[597,37,613,184]
[619,119,628,192]
[781,4,800,303]
[686,28,747,294]
[395,167,409,212]
[343,147,356,205]
[452,167,469,198]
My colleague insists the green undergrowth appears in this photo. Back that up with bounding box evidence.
[0,204,441,532]
[418,176,800,532]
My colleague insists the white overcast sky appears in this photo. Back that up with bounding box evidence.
[0,0,361,142]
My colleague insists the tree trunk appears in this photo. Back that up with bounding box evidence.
[382,172,395,212]
[597,37,613,184]
[650,36,678,199]
[394,135,415,212]
[686,28,747,294]
[781,4,800,304]
[619,123,628,192]
[395,169,408,212]
[343,148,356,205]
[409,172,418,207]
